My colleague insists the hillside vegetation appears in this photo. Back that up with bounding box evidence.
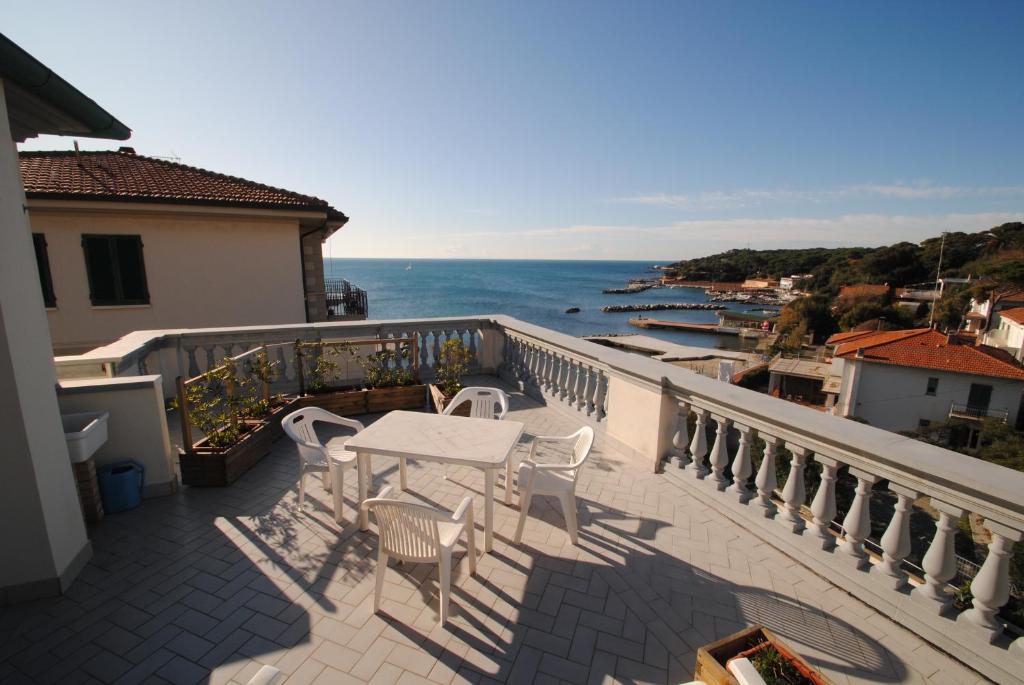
[669,222,1024,294]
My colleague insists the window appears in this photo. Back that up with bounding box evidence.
[82,235,149,306]
[926,377,939,396]
[32,233,56,308]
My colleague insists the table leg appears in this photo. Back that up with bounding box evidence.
[504,457,513,505]
[358,452,370,531]
[330,458,345,525]
[484,469,495,553]
[399,457,408,491]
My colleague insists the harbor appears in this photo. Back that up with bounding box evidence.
[601,302,726,313]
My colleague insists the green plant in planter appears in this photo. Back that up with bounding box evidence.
[750,644,811,685]
[359,345,416,388]
[305,346,342,393]
[241,350,280,417]
[435,339,475,397]
[176,365,243,449]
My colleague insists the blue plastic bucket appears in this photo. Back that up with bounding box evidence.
[97,461,145,514]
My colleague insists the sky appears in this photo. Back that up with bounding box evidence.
[7,1,1024,261]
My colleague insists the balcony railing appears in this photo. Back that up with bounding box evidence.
[949,402,1009,422]
[53,314,1024,683]
[324,278,368,320]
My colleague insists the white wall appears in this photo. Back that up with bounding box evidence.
[57,375,177,497]
[0,82,91,603]
[28,205,308,353]
[983,315,1024,361]
[839,359,1024,431]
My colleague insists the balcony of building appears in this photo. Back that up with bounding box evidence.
[14,315,1024,684]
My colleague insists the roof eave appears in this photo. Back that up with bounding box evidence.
[1,33,130,142]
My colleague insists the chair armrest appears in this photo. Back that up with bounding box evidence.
[530,462,578,473]
[360,485,394,511]
[532,434,580,444]
[319,415,365,432]
[451,496,474,522]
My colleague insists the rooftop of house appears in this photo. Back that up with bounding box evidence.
[999,307,1024,326]
[19,149,347,222]
[833,327,1024,380]
[0,378,984,684]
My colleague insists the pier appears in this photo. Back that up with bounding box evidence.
[628,317,732,334]
[602,303,726,313]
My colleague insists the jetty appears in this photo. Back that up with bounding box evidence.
[601,303,725,313]
[629,318,727,334]
[602,284,655,294]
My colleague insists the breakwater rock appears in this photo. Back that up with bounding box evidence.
[601,303,727,313]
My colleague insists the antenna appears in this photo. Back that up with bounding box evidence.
[928,232,947,327]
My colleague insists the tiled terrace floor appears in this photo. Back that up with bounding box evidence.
[0,379,986,685]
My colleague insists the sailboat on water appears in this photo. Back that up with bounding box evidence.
[405,261,413,271]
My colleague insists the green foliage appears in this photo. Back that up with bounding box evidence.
[359,347,416,388]
[837,302,915,331]
[930,288,973,331]
[750,644,812,685]
[774,295,837,345]
[175,364,243,449]
[435,339,475,396]
[905,418,1024,472]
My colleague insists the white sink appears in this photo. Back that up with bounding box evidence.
[61,411,109,463]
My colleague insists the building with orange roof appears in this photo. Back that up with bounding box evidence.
[982,306,1024,362]
[828,328,1024,434]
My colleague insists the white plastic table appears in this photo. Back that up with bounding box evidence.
[344,410,525,553]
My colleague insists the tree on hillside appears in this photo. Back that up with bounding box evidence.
[931,288,973,331]
[838,302,915,331]
[775,295,837,345]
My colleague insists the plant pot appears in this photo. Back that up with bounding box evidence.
[180,397,299,487]
[301,383,427,415]
[695,624,830,685]
[428,383,471,416]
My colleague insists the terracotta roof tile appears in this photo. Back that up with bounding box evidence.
[19,150,347,221]
[835,328,1024,380]
[826,329,886,345]
[999,307,1024,325]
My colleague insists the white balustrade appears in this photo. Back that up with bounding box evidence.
[671,401,690,469]
[777,446,809,533]
[707,414,731,490]
[686,408,709,478]
[726,423,753,502]
[839,469,878,567]
[807,456,841,550]
[751,435,779,516]
[956,521,1023,642]
[870,483,917,590]
[911,500,965,614]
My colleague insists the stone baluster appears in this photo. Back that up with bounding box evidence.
[777,446,809,533]
[706,414,731,490]
[911,500,965,614]
[432,331,442,369]
[807,456,841,550]
[726,423,753,502]
[585,366,598,416]
[558,355,571,401]
[751,435,779,517]
[546,353,560,396]
[562,359,576,405]
[594,370,607,421]
[204,345,215,373]
[467,328,478,360]
[419,332,430,371]
[522,343,533,386]
[532,345,543,389]
[574,361,588,410]
[671,401,690,469]
[185,345,200,377]
[839,469,879,568]
[538,349,551,391]
[685,409,709,479]
[870,483,917,590]
[956,521,1024,642]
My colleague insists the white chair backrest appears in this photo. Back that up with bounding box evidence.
[568,427,595,480]
[282,407,347,466]
[444,386,509,420]
[365,497,444,563]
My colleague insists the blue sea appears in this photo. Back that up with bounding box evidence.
[325,259,765,351]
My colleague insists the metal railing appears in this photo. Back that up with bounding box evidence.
[949,403,1009,422]
[324,278,368,319]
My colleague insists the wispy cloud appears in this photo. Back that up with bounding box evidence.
[610,183,1024,209]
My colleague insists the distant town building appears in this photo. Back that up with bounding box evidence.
[778,274,813,291]
[982,307,1024,362]
[825,328,1024,438]
[741,277,779,289]
[965,287,1024,335]
[768,356,831,407]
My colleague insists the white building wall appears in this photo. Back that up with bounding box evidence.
[983,315,1024,361]
[841,361,1023,431]
[0,82,91,603]
[28,205,308,354]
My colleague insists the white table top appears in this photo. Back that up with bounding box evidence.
[343,410,525,467]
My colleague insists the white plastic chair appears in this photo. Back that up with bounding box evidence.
[513,426,595,545]
[362,486,477,625]
[282,407,363,517]
[441,386,510,481]
[442,386,510,420]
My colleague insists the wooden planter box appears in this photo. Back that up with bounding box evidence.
[180,397,299,487]
[301,383,427,415]
[695,624,830,685]
[428,384,470,416]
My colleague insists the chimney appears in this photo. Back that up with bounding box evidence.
[118,146,136,154]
